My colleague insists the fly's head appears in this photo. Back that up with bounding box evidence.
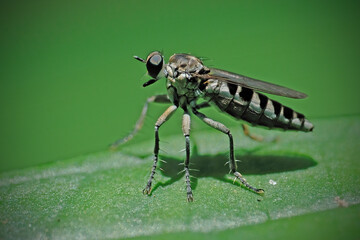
[145,51,165,79]
[134,51,165,87]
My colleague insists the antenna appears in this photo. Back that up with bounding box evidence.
[134,56,145,63]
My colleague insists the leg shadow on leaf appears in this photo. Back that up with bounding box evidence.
[150,145,317,194]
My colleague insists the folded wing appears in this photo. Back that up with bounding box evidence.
[207,68,307,99]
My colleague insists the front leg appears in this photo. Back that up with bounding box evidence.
[143,105,178,195]
[110,94,171,149]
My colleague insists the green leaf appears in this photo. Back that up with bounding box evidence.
[1,115,359,239]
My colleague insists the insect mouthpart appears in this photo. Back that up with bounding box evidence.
[143,79,157,87]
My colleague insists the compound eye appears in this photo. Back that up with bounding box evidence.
[146,52,163,79]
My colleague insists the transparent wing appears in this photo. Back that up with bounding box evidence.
[206,68,307,99]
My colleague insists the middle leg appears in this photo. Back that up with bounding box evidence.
[182,111,193,202]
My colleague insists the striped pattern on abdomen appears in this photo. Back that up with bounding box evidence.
[206,82,314,132]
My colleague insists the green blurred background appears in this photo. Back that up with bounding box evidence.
[1,0,359,172]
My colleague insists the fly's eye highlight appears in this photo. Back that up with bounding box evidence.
[146,52,163,79]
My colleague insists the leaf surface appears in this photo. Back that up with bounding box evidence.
[1,116,359,239]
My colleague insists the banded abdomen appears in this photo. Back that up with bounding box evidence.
[204,81,314,132]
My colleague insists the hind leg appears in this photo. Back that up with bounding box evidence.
[192,109,264,194]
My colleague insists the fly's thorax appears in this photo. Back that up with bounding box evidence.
[168,53,205,74]
[166,83,198,109]
[165,73,202,101]
[165,53,208,102]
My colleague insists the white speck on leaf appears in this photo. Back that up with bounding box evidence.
[269,179,277,185]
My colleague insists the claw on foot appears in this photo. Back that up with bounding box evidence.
[143,186,152,195]
[187,193,194,202]
[256,189,265,195]
[233,171,264,194]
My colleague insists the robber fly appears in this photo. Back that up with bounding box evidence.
[111,51,314,202]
